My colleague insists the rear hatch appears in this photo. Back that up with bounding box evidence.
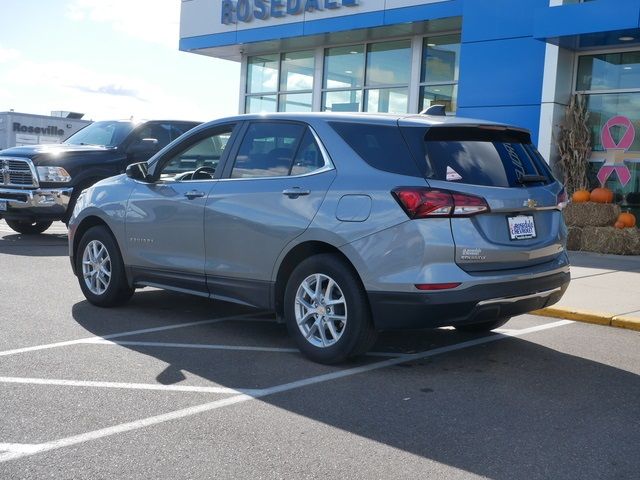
[400,122,566,272]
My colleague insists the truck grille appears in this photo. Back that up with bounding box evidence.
[0,158,38,187]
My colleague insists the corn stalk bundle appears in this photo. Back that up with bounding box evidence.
[556,94,591,195]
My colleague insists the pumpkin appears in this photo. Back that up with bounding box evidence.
[617,211,636,228]
[614,221,626,229]
[591,187,614,204]
[572,190,590,203]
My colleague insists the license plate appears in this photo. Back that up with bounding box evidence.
[508,215,536,240]
[0,201,6,212]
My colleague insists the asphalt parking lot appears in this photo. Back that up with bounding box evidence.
[1,219,639,479]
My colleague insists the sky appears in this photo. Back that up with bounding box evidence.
[0,0,241,122]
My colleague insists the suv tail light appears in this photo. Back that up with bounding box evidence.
[556,188,568,210]
[392,187,490,219]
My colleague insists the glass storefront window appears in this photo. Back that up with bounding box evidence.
[246,51,314,113]
[279,92,313,112]
[577,52,640,91]
[246,95,277,113]
[419,34,460,113]
[323,90,362,112]
[246,33,460,115]
[421,35,460,84]
[280,51,315,92]
[324,45,365,89]
[420,85,457,113]
[366,87,409,114]
[366,40,411,86]
[578,50,640,212]
[247,54,279,94]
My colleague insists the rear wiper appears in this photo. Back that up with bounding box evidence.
[517,174,547,184]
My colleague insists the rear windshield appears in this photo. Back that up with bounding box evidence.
[401,126,553,187]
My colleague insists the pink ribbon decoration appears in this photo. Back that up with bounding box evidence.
[597,115,633,186]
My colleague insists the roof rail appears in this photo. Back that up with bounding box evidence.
[419,105,447,116]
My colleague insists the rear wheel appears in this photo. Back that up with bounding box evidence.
[76,225,134,307]
[455,317,510,333]
[5,219,53,235]
[284,254,377,364]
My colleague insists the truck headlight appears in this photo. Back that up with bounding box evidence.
[37,166,71,183]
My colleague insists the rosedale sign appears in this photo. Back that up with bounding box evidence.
[221,0,360,24]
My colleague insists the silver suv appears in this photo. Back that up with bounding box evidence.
[69,113,570,364]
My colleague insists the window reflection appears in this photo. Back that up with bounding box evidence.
[366,40,411,86]
[366,88,408,114]
[323,90,362,112]
[421,35,460,84]
[577,52,640,91]
[246,95,277,113]
[281,51,315,91]
[324,45,365,89]
[247,54,279,94]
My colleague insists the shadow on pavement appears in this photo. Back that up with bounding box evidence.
[71,290,640,479]
[0,232,68,257]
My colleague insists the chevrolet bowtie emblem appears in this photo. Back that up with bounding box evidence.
[524,199,538,208]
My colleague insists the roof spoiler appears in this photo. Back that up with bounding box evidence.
[419,105,447,116]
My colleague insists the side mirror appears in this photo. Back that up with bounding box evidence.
[128,138,159,155]
[126,162,151,182]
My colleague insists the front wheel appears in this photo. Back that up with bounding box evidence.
[455,317,511,333]
[5,219,53,235]
[76,225,134,307]
[284,254,377,364]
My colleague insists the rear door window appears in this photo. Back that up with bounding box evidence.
[330,122,421,177]
[401,126,552,187]
[230,122,306,178]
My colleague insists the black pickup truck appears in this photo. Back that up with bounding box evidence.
[0,119,199,234]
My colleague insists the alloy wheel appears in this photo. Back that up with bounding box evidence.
[82,240,112,295]
[294,273,347,348]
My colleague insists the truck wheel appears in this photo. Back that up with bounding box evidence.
[5,219,53,235]
[76,225,134,307]
[284,254,377,364]
[455,317,510,333]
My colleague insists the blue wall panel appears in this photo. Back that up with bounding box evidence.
[534,0,640,40]
[457,37,546,107]
[462,0,548,43]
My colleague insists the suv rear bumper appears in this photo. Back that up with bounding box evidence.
[0,187,73,220]
[368,270,570,330]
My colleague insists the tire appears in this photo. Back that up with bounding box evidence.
[455,317,511,333]
[6,219,53,235]
[75,225,134,307]
[284,254,377,364]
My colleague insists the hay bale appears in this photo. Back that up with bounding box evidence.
[566,226,583,251]
[580,226,640,255]
[563,202,621,227]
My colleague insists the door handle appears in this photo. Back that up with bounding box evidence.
[282,188,310,198]
[184,190,205,200]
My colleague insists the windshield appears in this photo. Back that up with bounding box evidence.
[64,121,135,147]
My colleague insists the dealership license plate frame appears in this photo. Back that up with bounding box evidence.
[507,214,537,240]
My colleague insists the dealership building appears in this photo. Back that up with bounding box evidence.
[0,111,90,150]
[179,0,640,202]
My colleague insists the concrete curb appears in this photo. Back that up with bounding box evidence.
[531,307,640,332]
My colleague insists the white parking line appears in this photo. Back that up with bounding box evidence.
[0,319,573,463]
[0,444,41,454]
[0,312,268,357]
[0,377,259,395]
[83,339,402,358]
